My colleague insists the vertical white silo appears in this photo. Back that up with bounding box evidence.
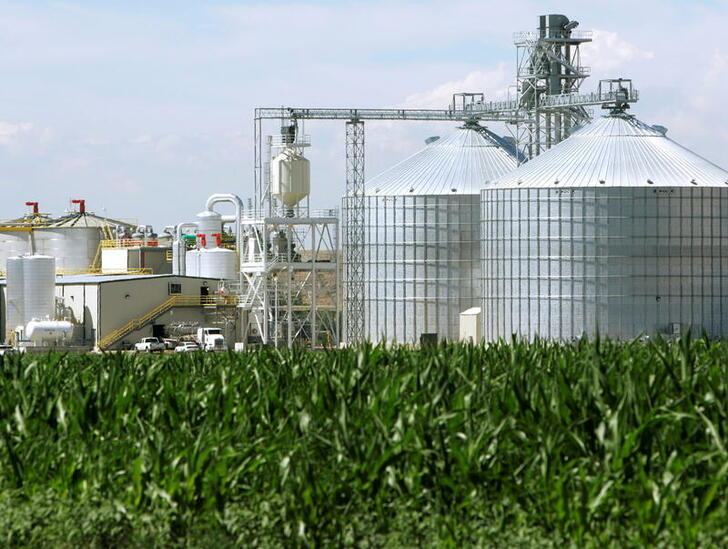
[349,124,517,343]
[5,255,56,340]
[480,111,728,341]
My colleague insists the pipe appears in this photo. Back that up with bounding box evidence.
[71,199,86,214]
[174,222,197,275]
[25,202,39,214]
[205,193,243,261]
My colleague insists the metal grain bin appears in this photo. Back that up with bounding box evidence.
[480,112,728,340]
[354,124,517,343]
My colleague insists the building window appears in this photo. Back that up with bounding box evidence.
[168,283,182,295]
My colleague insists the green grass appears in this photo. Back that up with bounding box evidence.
[0,335,727,547]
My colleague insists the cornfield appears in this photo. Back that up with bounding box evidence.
[1,336,727,547]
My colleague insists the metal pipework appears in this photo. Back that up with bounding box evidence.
[173,222,197,275]
[204,193,243,260]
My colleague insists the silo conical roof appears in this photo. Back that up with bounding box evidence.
[365,126,517,196]
[490,113,728,189]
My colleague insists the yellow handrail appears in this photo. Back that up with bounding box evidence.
[98,294,237,350]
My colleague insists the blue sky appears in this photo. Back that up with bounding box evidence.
[0,0,726,227]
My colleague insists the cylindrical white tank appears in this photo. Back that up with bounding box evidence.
[172,239,187,275]
[5,255,56,341]
[196,211,223,249]
[198,247,238,280]
[5,257,25,337]
[270,148,310,207]
[23,255,56,323]
[26,320,73,345]
[185,249,201,277]
[34,227,100,271]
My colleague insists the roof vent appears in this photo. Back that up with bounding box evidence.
[647,179,654,185]
[425,136,440,145]
[517,179,523,185]
[451,188,457,192]
[690,179,698,186]
[652,125,668,135]
[409,187,415,192]
[554,180,560,185]
[374,188,380,193]
[599,180,606,185]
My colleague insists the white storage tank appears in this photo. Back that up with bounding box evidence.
[271,148,310,207]
[5,254,56,341]
[196,210,223,249]
[480,110,728,341]
[347,123,517,343]
[185,249,201,277]
[26,320,73,345]
[198,247,238,280]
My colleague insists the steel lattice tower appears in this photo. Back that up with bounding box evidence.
[344,120,365,344]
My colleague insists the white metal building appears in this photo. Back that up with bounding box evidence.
[0,274,238,349]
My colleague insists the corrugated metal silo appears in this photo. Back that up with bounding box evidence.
[480,111,728,340]
[358,123,517,343]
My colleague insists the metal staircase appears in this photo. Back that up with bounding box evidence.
[98,295,236,350]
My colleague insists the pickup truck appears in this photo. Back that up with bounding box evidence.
[134,337,166,353]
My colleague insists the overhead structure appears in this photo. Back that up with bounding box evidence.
[253,13,640,344]
[241,125,339,348]
[480,88,728,340]
[357,123,517,343]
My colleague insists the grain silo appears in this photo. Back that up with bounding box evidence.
[480,104,728,341]
[359,122,517,343]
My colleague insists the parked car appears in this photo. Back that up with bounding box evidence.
[134,337,165,353]
[163,338,179,350]
[175,341,200,353]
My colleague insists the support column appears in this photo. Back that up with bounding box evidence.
[344,119,365,344]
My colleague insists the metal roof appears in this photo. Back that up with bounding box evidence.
[50,212,137,229]
[365,126,517,196]
[488,113,728,189]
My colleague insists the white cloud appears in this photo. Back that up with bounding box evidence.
[581,30,654,74]
[399,64,512,109]
[0,121,35,145]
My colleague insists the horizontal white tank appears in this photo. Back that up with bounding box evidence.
[26,320,73,345]
[271,148,310,207]
[198,247,238,280]
[196,210,222,249]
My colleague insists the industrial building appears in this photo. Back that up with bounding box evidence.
[2,12,727,350]
[0,273,236,349]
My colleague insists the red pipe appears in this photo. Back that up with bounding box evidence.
[197,234,207,247]
[71,199,86,214]
[25,202,39,214]
[210,233,223,247]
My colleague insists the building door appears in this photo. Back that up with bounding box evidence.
[152,324,165,339]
